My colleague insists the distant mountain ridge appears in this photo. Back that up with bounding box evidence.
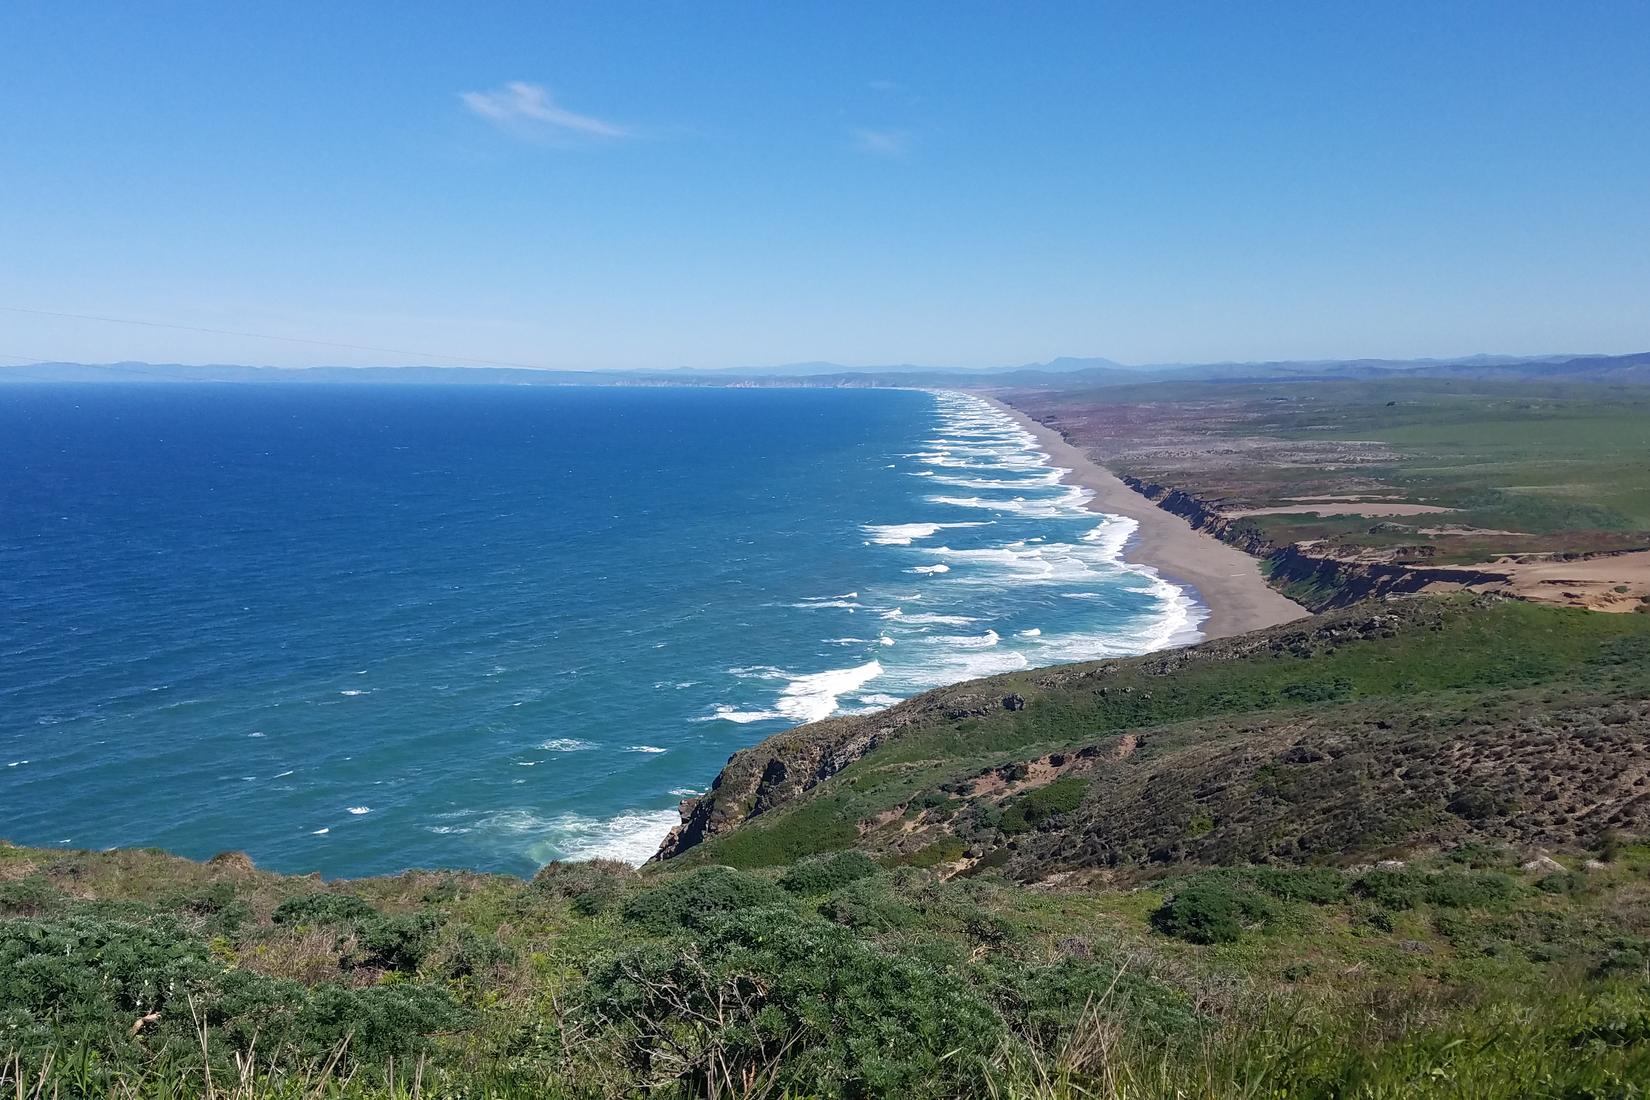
[4,349,1648,386]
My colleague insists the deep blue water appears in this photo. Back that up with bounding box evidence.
[1,384,1199,876]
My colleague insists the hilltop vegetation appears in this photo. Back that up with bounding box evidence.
[4,596,1650,1098]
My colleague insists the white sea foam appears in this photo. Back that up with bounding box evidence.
[540,738,597,752]
[908,563,950,574]
[347,806,371,815]
[312,828,329,835]
[774,660,883,724]
[669,787,700,797]
[338,689,369,697]
[928,484,1092,518]
[861,521,989,545]
[727,665,789,680]
[626,745,668,754]
[699,706,782,724]
[274,769,295,778]
[514,808,683,867]
[705,659,884,727]
[881,608,978,625]
[932,629,1000,649]
[1018,628,1042,637]
[927,469,1063,490]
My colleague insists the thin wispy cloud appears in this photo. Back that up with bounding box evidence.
[852,128,910,157]
[460,81,629,139]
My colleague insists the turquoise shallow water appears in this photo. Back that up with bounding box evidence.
[0,384,1200,876]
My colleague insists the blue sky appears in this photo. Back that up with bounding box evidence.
[2,1,1648,369]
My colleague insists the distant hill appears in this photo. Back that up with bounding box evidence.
[4,350,1648,386]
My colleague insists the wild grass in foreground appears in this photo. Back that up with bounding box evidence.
[8,984,1650,1099]
[4,840,1649,1098]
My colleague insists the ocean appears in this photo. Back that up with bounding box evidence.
[1,384,1201,876]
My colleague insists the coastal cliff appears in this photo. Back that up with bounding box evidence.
[1121,474,1515,611]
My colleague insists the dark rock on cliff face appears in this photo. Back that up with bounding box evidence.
[1262,544,1510,610]
[652,672,1110,861]
[1119,475,1511,611]
[652,698,921,860]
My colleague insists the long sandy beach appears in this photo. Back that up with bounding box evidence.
[981,395,1307,640]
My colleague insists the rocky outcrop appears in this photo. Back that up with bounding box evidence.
[1263,544,1510,610]
[1122,477,1276,555]
[1119,475,1512,611]
[653,685,984,860]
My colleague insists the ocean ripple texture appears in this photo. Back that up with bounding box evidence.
[1,385,1201,875]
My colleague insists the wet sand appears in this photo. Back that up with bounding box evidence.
[981,395,1308,640]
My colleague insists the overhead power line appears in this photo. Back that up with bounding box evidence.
[0,306,553,371]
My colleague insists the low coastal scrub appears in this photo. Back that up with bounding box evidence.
[3,837,1650,1098]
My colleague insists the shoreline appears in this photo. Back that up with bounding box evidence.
[977,393,1307,641]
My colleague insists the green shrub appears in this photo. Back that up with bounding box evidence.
[985,957,1198,1052]
[571,885,621,916]
[356,911,440,971]
[160,882,249,935]
[579,907,1000,1099]
[1424,870,1516,909]
[0,876,67,916]
[440,927,516,979]
[529,859,636,898]
[817,877,921,932]
[1538,871,1584,895]
[1282,677,1353,703]
[270,891,377,927]
[619,866,791,932]
[1151,882,1274,945]
[779,850,880,895]
[1241,866,1348,904]
[1000,777,1089,834]
[0,915,216,1033]
[288,982,470,1064]
[1353,867,1429,910]
[1444,842,1518,869]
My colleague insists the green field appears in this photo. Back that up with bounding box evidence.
[1005,379,1650,562]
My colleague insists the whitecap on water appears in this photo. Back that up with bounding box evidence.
[509,808,683,867]
[540,738,597,752]
[705,659,884,727]
[861,521,989,545]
